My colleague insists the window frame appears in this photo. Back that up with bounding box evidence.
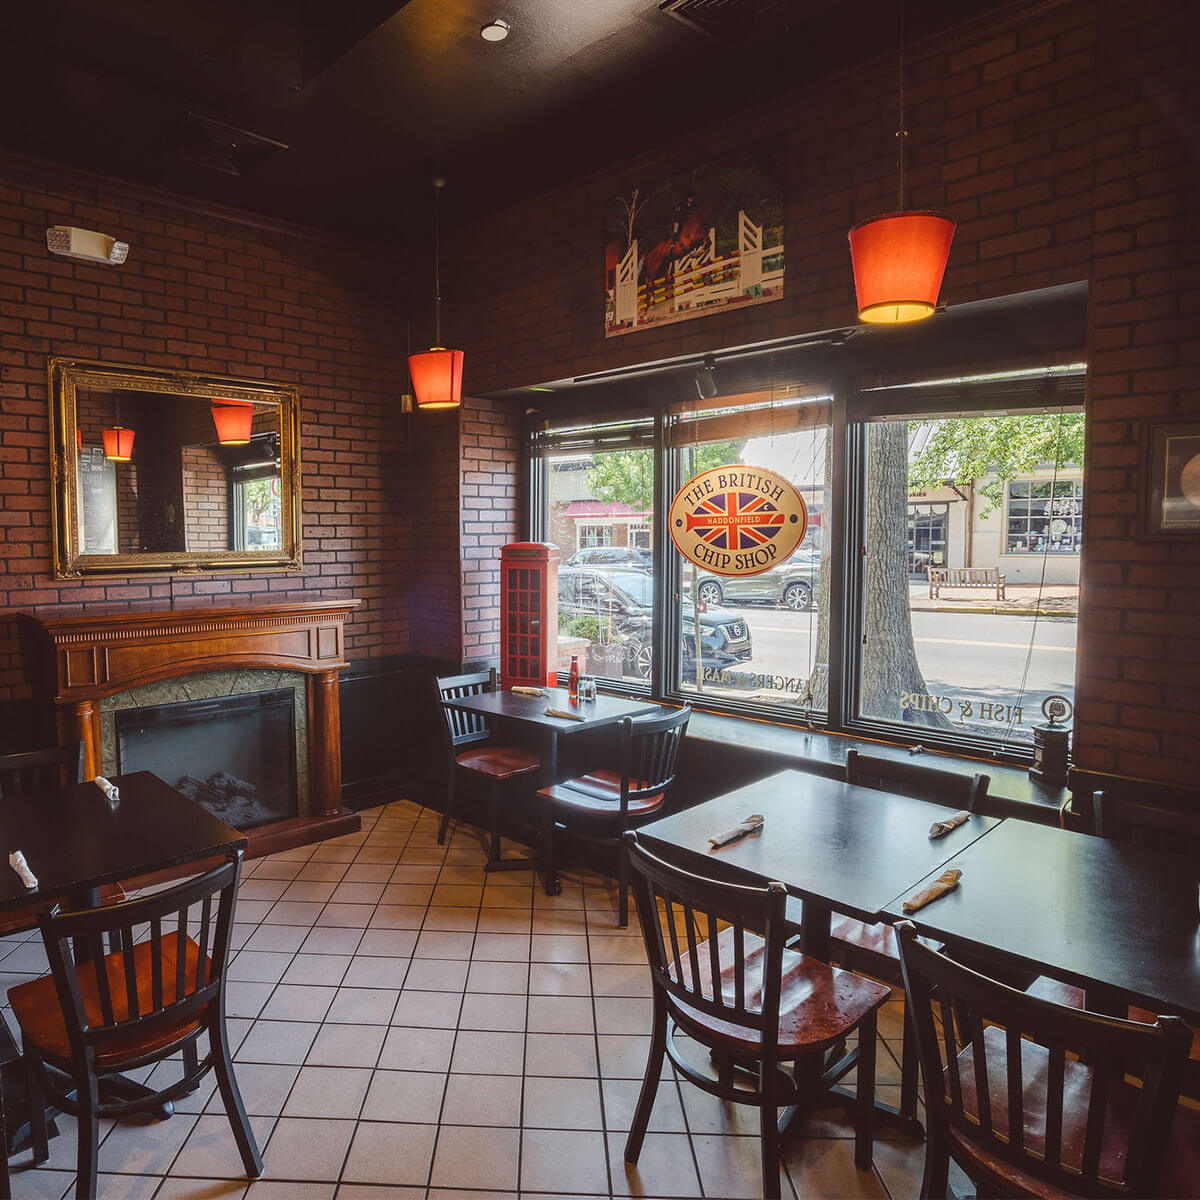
[1004,476,1083,557]
[525,353,1086,763]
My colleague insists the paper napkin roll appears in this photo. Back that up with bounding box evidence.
[511,686,548,697]
[903,868,962,914]
[708,813,765,848]
[9,851,37,890]
[544,707,586,722]
[94,775,120,804]
[929,810,970,839]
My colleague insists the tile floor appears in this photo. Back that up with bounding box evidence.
[0,800,963,1200]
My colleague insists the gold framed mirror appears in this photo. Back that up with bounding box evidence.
[48,357,301,577]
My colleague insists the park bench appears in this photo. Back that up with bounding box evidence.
[927,565,1006,600]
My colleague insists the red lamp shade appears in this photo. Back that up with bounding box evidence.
[408,347,464,410]
[848,210,955,324]
[211,400,253,445]
[101,426,135,462]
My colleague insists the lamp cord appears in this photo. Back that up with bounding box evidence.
[432,181,443,346]
[896,0,907,209]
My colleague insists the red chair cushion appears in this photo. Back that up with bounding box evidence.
[456,745,540,780]
[670,926,890,1057]
[947,1024,1200,1198]
[9,932,210,1069]
[537,769,663,817]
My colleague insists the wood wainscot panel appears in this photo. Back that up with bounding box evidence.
[19,598,362,856]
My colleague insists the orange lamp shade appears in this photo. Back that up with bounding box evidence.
[211,400,253,444]
[848,210,955,324]
[409,347,464,410]
[101,426,135,462]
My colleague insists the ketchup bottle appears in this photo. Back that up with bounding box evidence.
[568,654,580,704]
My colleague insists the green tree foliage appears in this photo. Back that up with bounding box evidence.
[908,412,1084,515]
[587,443,747,512]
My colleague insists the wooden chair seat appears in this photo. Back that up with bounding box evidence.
[538,769,664,818]
[949,1025,1200,1199]
[1027,977,1200,1061]
[829,913,900,963]
[10,932,208,1069]
[455,745,540,780]
[671,925,890,1058]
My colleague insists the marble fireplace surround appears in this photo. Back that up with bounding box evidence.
[19,598,361,855]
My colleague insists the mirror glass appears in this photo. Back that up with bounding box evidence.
[50,359,301,576]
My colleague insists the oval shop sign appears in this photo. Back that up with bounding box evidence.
[668,466,808,577]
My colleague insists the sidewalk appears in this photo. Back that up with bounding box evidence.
[908,582,1078,617]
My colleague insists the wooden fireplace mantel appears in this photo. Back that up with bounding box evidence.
[19,598,362,855]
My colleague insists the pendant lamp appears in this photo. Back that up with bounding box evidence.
[212,400,253,445]
[849,2,954,324]
[101,425,135,462]
[408,179,464,410]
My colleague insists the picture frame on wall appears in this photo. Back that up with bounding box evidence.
[1145,420,1200,534]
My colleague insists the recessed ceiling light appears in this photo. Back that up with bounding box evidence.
[480,18,510,42]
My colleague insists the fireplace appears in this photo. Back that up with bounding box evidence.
[116,690,297,830]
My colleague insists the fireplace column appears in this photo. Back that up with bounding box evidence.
[64,700,102,779]
[307,668,343,819]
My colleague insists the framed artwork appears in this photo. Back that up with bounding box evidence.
[1145,420,1200,534]
[604,145,784,338]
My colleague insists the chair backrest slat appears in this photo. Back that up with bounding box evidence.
[196,896,213,989]
[620,707,691,814]
[897,921,1190,1198]
[121,935,140,1021]
[1093,790,1200,858]
[845,749,989,812]
[434,670,497,751]
[88,941,116,1026]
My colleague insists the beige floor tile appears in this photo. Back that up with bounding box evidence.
[241,925,308,954]
[474,909,532,934]
[440,1073,523,1127]
[298,929,365,958]
[528,962,591,996]
[529,934,588,964]
[326,985,399,1025]
[154,1177,246,1199]
[588,935,647,965]
[360,1069,446,1123]
[392,988,462,1028]
[519,1128,610,1195]
[354,929,418,957]
[786,1137,890,1199]
[169,1113,274,1179]
[601,1077,688,1133]
[464,960,528,994]
[316,905,375,929]
[244,1183,334,1199]
[282,1065,373,1119]
[594,995,652,1034]
[260,1117,356,1182]
[263,901,326,926]
[406,958,471,992]
[94,1111,199,1176]
[280,880,338,903]
[608,1130,704,1198]
[458,991,526,1031]
[259,984,337,1023]
[591,964,651,997]
[297,861,351,883]
[471,932,531,961]
[429,1124,519,1191]
[281,954,351,987]
[341,1121,437,1186]
[205,1062,300,1118]
[235,1020,320,1065]
[305,1022,387,1068]
[524,1032,597,1077]
[526,994,594,1034]
[450,1029,526,1075]
[522,1075,603,1130]
[227,952,292,985]
[330,881,386,905]
[413,931,476,960]
[420,906,480,933]
[378,1025,456,1073]
[342,956,411,988]
[367,904,427,930]
[597,1032,654,1079]
[223,981,275,1020]
[336,1186,423,1199]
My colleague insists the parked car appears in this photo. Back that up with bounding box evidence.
[693,553,821,611]
[558,566,752,680]
[562,546,652,570]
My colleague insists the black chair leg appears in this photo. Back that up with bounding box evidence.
[899,1009,920,1121]
[617,841,630,928]
[438,771,457,845]
[854,1013,877,1170]
[539,799,559,895]
[488,783,503,863]
[210,1016,263,1178]
[624,997,668,1165]
[23,1043,48,1167]
[75,1071,100,1200]
[920,1125,951,1199]
[0,1058,9,1200]
[182,1039,200,1090]
[757,1052,782,1199]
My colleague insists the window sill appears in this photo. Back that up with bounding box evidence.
[683,708,1068,824]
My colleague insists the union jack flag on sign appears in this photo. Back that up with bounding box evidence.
[669,466,807,577]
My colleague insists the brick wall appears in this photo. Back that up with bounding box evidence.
[438,0,1199,786]
[0,164,417,701]
[180,443,228,552]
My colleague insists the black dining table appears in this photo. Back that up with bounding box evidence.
[883,818,1200,1023]
[0,770,246,1123]
[440,686,659,892]
[637,767,1000,959]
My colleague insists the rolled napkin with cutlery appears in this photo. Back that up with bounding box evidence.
[94,775,120,804]
[511,686,548,697]
[708,813,765,848]
[929,810,970,839]
[903,868,962,914]
[9,851,37,890]
[544,707,586,722]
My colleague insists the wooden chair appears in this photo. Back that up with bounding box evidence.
[537,706,689,925]
[822,750,990,1121]
[9,852,262,1200]
[895,921,1200,1198]
[434,669,540,856]
[623,832,890,1198]
[1027,789,1200,1095]
[0,745,125,937]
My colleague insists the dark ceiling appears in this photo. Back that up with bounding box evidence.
[0,0,1013,246]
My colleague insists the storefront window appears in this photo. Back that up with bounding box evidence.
[857,408,1082,749]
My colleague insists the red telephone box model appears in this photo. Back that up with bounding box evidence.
[500,542,559,690]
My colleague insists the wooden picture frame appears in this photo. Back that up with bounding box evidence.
[1144,420,1200,535]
